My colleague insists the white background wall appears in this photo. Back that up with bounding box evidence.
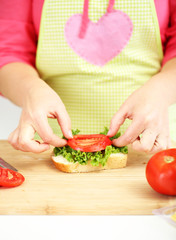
[0,96,21,139]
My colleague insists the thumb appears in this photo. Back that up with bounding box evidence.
[107,106,128,137]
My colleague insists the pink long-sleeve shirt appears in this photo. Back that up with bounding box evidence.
[0,0,176,69]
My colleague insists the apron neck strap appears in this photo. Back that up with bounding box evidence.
[79,0,115,38]
[107,0,115,13]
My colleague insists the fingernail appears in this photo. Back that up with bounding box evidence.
[107,129,112,136]
[68,130,73,138]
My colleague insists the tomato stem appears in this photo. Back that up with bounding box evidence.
[164,156,175,163]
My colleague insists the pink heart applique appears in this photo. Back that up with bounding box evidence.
[65,9,133,66]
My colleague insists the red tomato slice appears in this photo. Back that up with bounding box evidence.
[0,167,25,188]
[146,149,176,196]
[67,134,112,152]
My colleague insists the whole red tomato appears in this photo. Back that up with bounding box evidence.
[146,148,176,196]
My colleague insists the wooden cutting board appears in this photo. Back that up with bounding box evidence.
[0,140,175,215]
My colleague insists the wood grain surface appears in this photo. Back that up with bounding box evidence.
[0,140,175,215]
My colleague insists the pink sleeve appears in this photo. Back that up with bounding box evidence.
[0,0,37,69]
[162,0,176,65]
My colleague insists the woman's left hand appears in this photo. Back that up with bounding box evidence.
[107,73,172,154]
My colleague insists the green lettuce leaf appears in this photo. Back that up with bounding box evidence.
[100,126,121,140]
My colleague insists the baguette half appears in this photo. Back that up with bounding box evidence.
[51,152,127,173]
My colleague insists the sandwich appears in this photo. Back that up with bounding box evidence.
[52,127,128,173]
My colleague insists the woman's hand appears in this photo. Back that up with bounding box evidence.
[107,72,172,154]
[8,81,72,153]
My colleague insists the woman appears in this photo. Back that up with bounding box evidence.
[0,0,176,153]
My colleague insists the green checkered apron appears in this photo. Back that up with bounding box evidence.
[36,0,176,140]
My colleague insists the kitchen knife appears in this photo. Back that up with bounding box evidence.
[0,157,18,172]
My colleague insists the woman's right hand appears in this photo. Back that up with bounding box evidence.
[8,80,72,153]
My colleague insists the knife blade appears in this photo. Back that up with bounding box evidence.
[0,157,18,172]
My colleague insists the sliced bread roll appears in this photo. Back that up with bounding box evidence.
[51,152,127,173]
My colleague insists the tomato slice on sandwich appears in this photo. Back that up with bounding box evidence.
[67,134,112,152]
